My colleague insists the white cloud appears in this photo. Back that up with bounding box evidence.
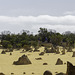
[0,15,75,34]
[0,15,75,25]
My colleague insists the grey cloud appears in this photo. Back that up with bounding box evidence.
[64,11,75,15]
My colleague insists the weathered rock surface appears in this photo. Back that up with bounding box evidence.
[72,52,75,57]
[56,46,60,54]
[0,73,5,75]
[43,63,48,65]
[43,70,52,75]
[45,46,56,53]
[10,52,12,55]
[62,47,65,55]
[56,58,63,65]
[66,61,75,75]
[1,50,6,54]
[13,54,32,65]
[39,52,44,55]
[56,72,65,75]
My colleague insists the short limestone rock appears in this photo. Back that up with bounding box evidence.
[39,52,44,55]
[56,58,63,65]
[13,54,32,65]
[56,47,60,54]
[10,52,12,55]
[0,73,5,75]
[1,50,6,54]
[72,52,75,57]
[61,47,65,55]
[43,70,52,75]
[66,61,75,75]
[43,63,48,65]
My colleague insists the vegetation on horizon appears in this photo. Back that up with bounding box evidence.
[0,28,75,50]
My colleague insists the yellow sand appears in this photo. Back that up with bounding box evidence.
[0,47,75,75]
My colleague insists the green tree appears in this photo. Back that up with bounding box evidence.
[2,40,10,48]
[8,44,13,49]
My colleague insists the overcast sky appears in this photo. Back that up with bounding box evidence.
[0,0,75,34]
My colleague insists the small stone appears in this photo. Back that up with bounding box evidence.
[56,58,63,65]
[35,57,42,60]
[32,72,34,74]
[23,72,26,74]
[43,63,48,65]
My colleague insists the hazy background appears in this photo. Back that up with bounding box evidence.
[0,0,75,34]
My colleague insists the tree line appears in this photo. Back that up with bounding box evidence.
[0,28,75,50]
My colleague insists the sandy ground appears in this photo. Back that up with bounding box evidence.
[0,47,75,75]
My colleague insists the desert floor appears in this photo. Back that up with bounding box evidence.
[0,47,75,75]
